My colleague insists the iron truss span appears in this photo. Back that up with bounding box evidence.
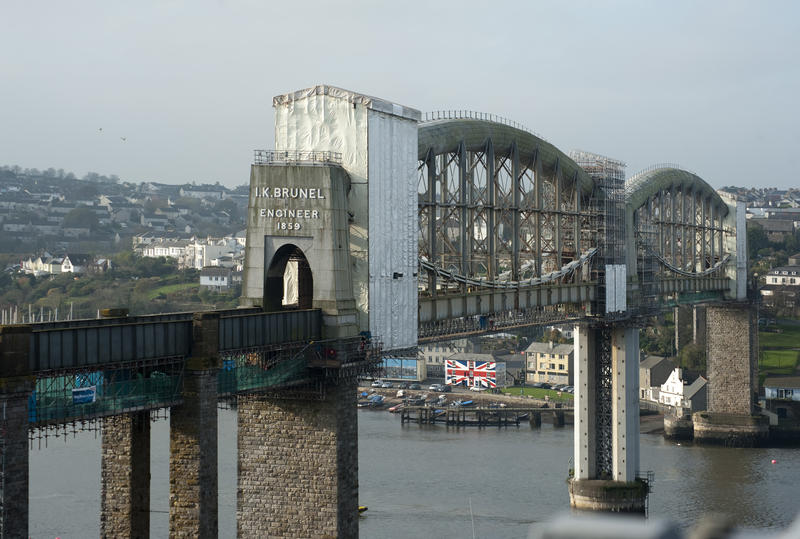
[417,118,598,303]
[416,117,739,327]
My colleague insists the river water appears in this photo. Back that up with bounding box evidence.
[29,409,800,538]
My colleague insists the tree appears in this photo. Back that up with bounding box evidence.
[63,207,98,229]
[747,222,769,261]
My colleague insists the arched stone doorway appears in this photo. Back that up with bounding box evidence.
[264,244,313,311]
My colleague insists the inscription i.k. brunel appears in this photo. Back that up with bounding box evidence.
[254,186,324,231]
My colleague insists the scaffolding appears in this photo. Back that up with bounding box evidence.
[569,150,626,320]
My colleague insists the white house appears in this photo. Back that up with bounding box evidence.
[200,266,233,291]
[659,368,708,413]
[62,254,92,274]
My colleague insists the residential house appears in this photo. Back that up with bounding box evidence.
[658,368,707,414]
[179,185,226,200]
[62,254,92,274]
[525,341,574,386]
[418,339,471,379]
[760,265,800,311]
[200,266,233,291]
[764,266,800,286]
[749,218,794,241]
[639,355,675,400]
[763,376,800,420]
[140,212,170,230]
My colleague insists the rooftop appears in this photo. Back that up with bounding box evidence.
[525,341,574,355]
[273,84,421,122]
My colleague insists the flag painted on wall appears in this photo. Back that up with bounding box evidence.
[445,359,497,388]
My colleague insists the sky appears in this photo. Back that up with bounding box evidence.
[2,0,798,189]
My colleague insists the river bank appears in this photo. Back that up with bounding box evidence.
[357,385,665,433]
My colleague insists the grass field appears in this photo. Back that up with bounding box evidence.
[502,386,574,403]
[760,349,798,376]
[759,321,800,380]
[146,282,199,300]
[759,322,800,349]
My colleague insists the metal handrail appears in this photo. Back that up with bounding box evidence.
[254,150,343,165]
[422,110,549,143]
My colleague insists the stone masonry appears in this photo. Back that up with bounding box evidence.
[100,411,151,539]
[0,325,34,539]
[706,304,758,415]
[237,380,358,539]
[169,313,220,539]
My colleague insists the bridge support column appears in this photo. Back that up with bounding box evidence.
[693,305,706,348]
[569,325,647,513]
[674,305,692,353]
[100,411,151,538]
[169,313,219,538]
[0,326,34,539]
[237,379,359,538]
[694,303,767,446]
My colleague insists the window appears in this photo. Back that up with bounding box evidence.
[559,364,565,370]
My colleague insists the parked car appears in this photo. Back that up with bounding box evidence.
[371,380,383,388]
[381,382,393,389]
[429,383,443,391]
[442,384,452,392]
[540,383,552,389]
[409,383,422,390]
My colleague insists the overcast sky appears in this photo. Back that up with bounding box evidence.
[2,1,798,189]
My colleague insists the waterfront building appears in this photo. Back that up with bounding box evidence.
[639,355,674,400]
[524,341,573,386]
[658,368,707,414]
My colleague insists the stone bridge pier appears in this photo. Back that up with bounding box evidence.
[0,325,35,539]
[237,378,359,538]
[100,310,365,539]
[568,324,648,513]
[693,303,768,446]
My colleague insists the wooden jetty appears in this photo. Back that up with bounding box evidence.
[400,405,571,428]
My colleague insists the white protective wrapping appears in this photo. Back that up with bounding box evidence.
[605,264,616,313]
[367,110,418,350]
[614,263,627,312]
[735,200,747,300]
[272,86,420,350]
[274,89,370,329]
[604,264,627,313]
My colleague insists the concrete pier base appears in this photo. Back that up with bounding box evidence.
[568,478,648,513]
[663,415,694,441]
[692,411,769,447]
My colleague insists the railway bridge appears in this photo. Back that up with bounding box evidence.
[0,85,759,537]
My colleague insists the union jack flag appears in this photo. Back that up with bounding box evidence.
[445,359,497,388]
